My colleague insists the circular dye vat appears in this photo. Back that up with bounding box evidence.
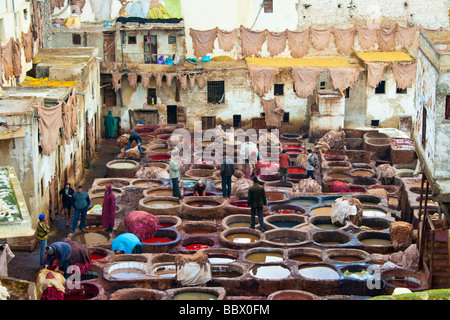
[72,232,109,246]
[313,222,340,230]
[225,233,260,243]
[90,253,106,261]
[292,198,319,206]
[145,189,173,197]
[362,208,387,218]
[152,264,176,278]
[133,180,163,188]
[266,191,288,202]
[250,265,291,279]
[142,237,173,244]
[144,200,179,208]
[109,162,138,169]
[385,277,422,289]
[182,179,197,188]
[64,292,96,300]
[151,148,170,153]
[212,265,243,278]
[288,167,306,174]
[360,238,392,246]
[158,222,174,229]
[329,255,366,263]
[351,170,374,177]
[84,225,105,232]
[246,252,284,263]
[272,209,304,215]
[291,255,322,263]
[185,243,211,250]
[327,173,351,179]
[208,255,236,264]
[298,265,340,280]
[283,145,301,149]
[173,292,217,300]
[227,222,250,228]
[184,228,214,235]
[229,200,249,208]
[185,200,220,208]
[310,206,333,216]
[270,220,301,228]
[149,155,171,161]
[321,197,338,205]
[107,262,148,280]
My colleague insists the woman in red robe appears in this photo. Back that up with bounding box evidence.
[102,184,116,232]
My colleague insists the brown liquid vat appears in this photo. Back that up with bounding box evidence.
[287,247,324,263]
[166,287,226,300]
[109,288,167,300]
[265,214,307,230]
[324,248,372,265]
[143,187,174,198]
[180,196,227,219]
[92,178,131,188]
[219,227,264,250]
[267,289,319,300]
[263,229,309,248]
[106,160,141,178]
[311,230,354,247]
[138,196,182,216]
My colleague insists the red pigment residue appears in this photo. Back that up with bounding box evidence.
[349,188,365,193]
[90,253,106,261]
[284,145,301,149]
[288,167,306,174]
[158,223,174,228]
[287,150,301,154]
[150,155,170,160]
[64,293,95,300]
[273,209,302,214]
[143,237,173,244]
[230,201,249,208]
[185,243,211,250]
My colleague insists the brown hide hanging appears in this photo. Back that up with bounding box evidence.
[165,72,176,87]
[366,62,388,88]
[127,73,138,88]
[310,28,331,50]
[139,72,152,89]
[356,26,377,50]
[111,73,124,92]
[70,89,78,135]
[22,27,34,63]
[37,102,63,157]
[248,65,279,97]
[240,26,266,57]
[396,24,417,49]
[189,28,218,58]
[265,30,287,57]
[392,61,417,90]
[178,74,188,90]
[196,73,206,89]
[332,27,356,54]
[262,98,283,128]
[217,29,238,52]
[329,67,360,91]
[377,26,397,51]
[291,67,322,98]
[287,29,310,58]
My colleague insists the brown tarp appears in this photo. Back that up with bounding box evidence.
[37,103,63,156]
[165,72,176,87]
[127,73,138,88]
[178,74,188,90]
[248,65,279,97]
[377,26,397,51]
[329,67,360,91]
[366,62,388,88]
[262,98,284,127]
[217,29,238,52]
[139,72,152,89]
[392,61,417,90]
[291,67,322,98]
[356,26,377,50]
[111,73,124,92]
[240,26,266,57]
[190,27,218,58]
[188,74,196,89]
[287,29,309,58]
[196,73,206,89]
[396,24,417,49]
[332,27,356,54]
[265,30,287,57]
[310,28,331,50]
[22,28,34,63]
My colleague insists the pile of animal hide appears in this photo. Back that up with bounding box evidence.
[124,210,159,241]
[375,164,397,184]
[117,134,133,149]
[168,133,185,149]
[315,129,346,151]
[116,146,142,160]
[175,250,212,286]
[290,178,322,195]
[258,131,280,148]
[231,178,253,199]
[330,180,351,193]
[371,244,419,270]
[367,188,389,201]
[331,197,363,226]
[135,166,169,179]
[389,221,415,251]
[294,153,308,168]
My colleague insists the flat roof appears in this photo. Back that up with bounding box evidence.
[245,57,354,68]
[355,51,415,62]
[2,86,72,101]
[0,99,34,116]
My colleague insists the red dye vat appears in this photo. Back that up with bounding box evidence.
[283,145,301,149]
[64,293,95,300]
[230,201,249,208]
[288,167,306,174]
[273,209,302,214]
[287,150,301,154]
[185,243,211,250]
[349,188,365,193]
[143,237,173,244]
[158,223,174,228]
[90,253,106,261]
[150,155,170,160]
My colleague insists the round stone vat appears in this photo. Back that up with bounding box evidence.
[363,132,389,140]
[357,231,393,253]
[184,168,215,180]
[362,206,388,218]
[182,221,218,235]
[288,247,323,263]
[264,181,294,190]
[353,194,383,206]
[269,204,307,215]
[263,229,309,247]
[309,215,344,231]
[167,287,226,300]
[110,254,148,263]
[143,187,174,198]
[183,191,219,197]
[147,153,171,162]
[151,263,177,279]
[339,263,384,296]
[103,261,148,281]
[415,196,439,207]
[219,227,263,249]
[148,146,171,154]
[180,196,227,219]
[138,196,182,216]
[351,162,373,170]
[190,163,215,170]
[211,263,245,279]
[141,228,181,253]
[71,230,111,247]
[89,247,113,263]
[156,133,171,141]
[131,179,164,189]
[323,160,352,172]
[351,176,378,187]
[265,214,306,229]
[181,235,216,251]
[324,248,372,264]
[297,264,341,280]
[106,160,140,178]
[93,178,130,188]
[350,169,375,179]
[291,196,320,207]
[287,167,307,179]
[311,230,353,247]
[150,253,176,265]
[395,167,418,178]
[222,214,253,229]
[320,196,340,205]
[148,139,168,146]
[281,133,301,141]
[181,178,199,189]
[267,290,318,300]
[324,172,352,181]
[265,190,290,204]
[157,215,182,230]
[368,185,400,198]
[322,178,353,193]
[309,205,333,217]
[205,248,240,264]
[249,264,292,280]
[143,161,170,171]
[323,154,348,162]
[364,138,390,158]
[160,123,185,133]
[109,288,167,300]
[244,247,285,263]
[63,281,105,300]
[88,187,123,198]
[359,217,391,231]
[212,179,236,191]
[382,268,429,294]
[225,200,251,215]
[258,173,281,183]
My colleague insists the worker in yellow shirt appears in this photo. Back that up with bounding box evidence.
[37,214,50,267]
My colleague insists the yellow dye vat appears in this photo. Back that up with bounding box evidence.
[355,51,414,62]
[246,57,351,68]
[21,76,78,88]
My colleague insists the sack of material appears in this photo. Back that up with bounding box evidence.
[175,251,211,286]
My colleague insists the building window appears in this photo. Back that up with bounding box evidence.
[72,34,81,45]
[445,95,450,120]
[320,81,326,90]
[422,106,427,147]
[168,35,176,44]
[167,105,177,124]
[264,0,273,13]
[207,81,225,104]
[274,84,284,96]
[233,114,241,128]
[283,112,290,123]
[147,88,157,105]
[202,116,216,130]
[344,87,350,98]
[375,80,386,94]
[396,87,407,94]
[128,35,137,45]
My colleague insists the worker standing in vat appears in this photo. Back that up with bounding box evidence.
[71,186,90,232]
[193,179,206,196]
[247,176,267,232]
[279,149,290,183]
[59,182,74,227]
[102,184,116,233]
[220,154,235,199]
[37,214,50,267]
[169,148,184,199]
[44,242,72,277]
[125,131,144,154]
[306,149,318,180]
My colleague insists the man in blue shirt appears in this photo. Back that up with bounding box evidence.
[125,131,144,154]
[71,185,90,232]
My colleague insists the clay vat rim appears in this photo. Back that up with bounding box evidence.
[311,230,353,246]
[248,263,293,280]
[267,289,318,300]
[167,286,226,300]
[109,288,167,300]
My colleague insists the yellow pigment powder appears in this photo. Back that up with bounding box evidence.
[355,51,414,62]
